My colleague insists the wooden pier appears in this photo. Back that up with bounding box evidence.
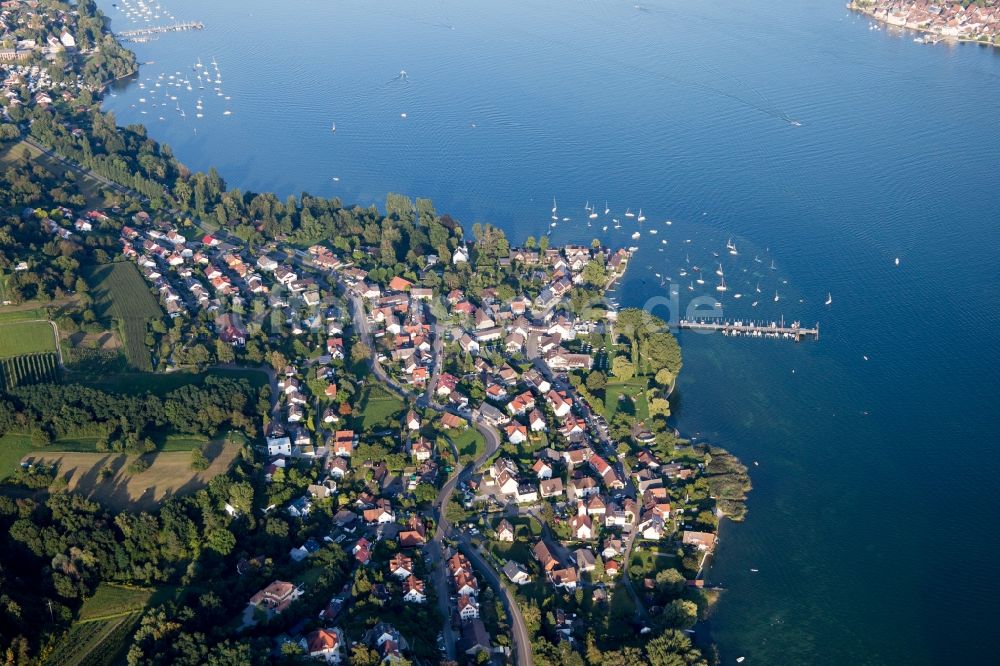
[678,318,819,342]
[116,22,204,39]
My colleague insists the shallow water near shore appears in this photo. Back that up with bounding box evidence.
[100,0,1000,663]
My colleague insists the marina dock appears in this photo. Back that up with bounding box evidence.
[116,22,204,40]
[678,318,819,341]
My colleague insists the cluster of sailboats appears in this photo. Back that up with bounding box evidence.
[129,56,233,122]
[114,0,175,24]
[550,199,651,241]
[549,198,834,311]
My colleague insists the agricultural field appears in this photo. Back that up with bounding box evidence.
[21,440,240,512]
[44,611,142,666]
[0,320,57,357]
[0,351,59,390]
[43,583,172,666]
[87,263,162,372]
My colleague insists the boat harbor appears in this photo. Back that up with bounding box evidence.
[115,22,204,40]
[678,318,820,341]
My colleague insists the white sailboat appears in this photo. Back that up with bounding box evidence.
[604,201,610,215]
[625,208,635,218]
[331,121,336,133]
[716,276,728,292]
[774,290,780,302]
[825,292,832,306]
[637,209,646,222]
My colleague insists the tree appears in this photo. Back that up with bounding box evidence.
[215,339,235,364]
[206,528,236,556]
[611,355,635,381]
[648,397,670,419]
[655,368,675,388]
[350,342,371,365]
[190,448,210,471]
[661,599,698,630]
[585,371,606,392]
[267,350,287,372]
[414,482,437,504]
[581,259,607,287]
[654,568,686,597]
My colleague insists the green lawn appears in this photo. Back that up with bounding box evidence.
[601,378,650,421]
[452,428,486,464]
[0,306,47,323]
[0,433,33,481]
[356,385,405,430]
[158,434,210,451]
[0,320,56,358]
[79,583,154,621]
[629,544,679,578]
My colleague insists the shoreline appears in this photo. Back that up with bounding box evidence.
[848,2,1000,48]
[91,12,748,662]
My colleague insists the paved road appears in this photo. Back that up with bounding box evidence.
[459,536,533,666]
[341,281,526,662]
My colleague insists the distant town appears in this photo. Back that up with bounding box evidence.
[851,0,1000,44]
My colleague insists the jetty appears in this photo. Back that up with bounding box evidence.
[116,22,204,39]
[678,318,819,342]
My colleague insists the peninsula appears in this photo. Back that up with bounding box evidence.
[0,2,750,665]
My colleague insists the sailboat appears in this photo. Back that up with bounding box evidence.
[613,219,621,229]
[688,281,694,291]
[755,281,761,293]
[715,263,724,277]
[774,290,780,302]
[604,201,610,215]
[716,276,728,292]
[625,208,635,218]
[729,239,738,256]
[331,121,336,133]
[770,259,776,270]
[637,209,646,222]
[588,203,598,220]
[825,293,832,306]
[551,198,558,220]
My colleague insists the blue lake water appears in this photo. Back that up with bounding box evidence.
[100,0,1000,663]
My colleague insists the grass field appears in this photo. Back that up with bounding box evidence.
[601,378,650,421]
[20,440,239,511]
[453,428,486,464]
[88,263,162,372]
[78,584,154,621]
[0,320,56,358]
[356,384,405,430]
[0,306,48,323]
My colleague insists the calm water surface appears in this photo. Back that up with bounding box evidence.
[101,0,1000,663]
